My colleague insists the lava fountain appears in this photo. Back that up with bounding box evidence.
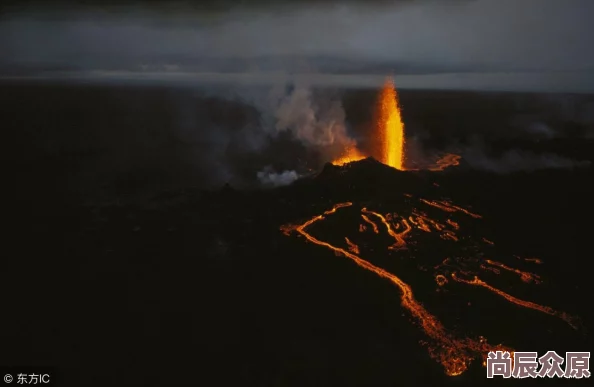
[377,77,406,170]
[332,76,459,171]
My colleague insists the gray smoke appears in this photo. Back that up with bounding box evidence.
[169,80,355,188]
[273,88,351,147]
[263,84,357,160]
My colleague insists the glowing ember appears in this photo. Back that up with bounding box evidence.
[377,77,406,170]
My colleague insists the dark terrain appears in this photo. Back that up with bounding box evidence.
[2,82,593,386]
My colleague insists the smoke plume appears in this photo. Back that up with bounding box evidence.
[265,84,357,158]
[251,83,356,186]
[169,81,355,188]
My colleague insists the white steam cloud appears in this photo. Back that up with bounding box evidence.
[257,166,299,187]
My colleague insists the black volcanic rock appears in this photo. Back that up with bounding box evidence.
[309,157,438,201]
[316,157,407,181]
[315,161,341,180]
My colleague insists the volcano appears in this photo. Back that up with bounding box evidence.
[2,88,594,386]
[7,144,593,386]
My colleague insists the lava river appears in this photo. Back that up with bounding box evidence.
[280,195,581,377]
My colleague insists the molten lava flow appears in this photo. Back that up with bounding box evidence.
[362,208,411,250]
[281,202,513,376]
[281,195,582,376]
[420,199,482,219]
[451,273,578,330]
[345,237,360,254]
[361,214,379,233]
[485,259,541,284]
[377,77,406,170]
[409,216,432,232]
[446,219,460,230]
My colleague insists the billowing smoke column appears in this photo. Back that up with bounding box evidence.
[252,82,360,186]
[270,85,357,155]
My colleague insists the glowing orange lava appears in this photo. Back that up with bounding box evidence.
[332,145,366,166]
[281,202,514,376]
[420,199,482,219]
[331,76,407,169]
[361,214,379,234]
[329,77,463,172]
[362,208,411,250]
[451,273,577,330]
[485,259,541,284]
[345,237,360,254]
[281,195,582,376]
[377,77,406,170]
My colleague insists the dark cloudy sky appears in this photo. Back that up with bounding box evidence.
[1,0,593,92]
